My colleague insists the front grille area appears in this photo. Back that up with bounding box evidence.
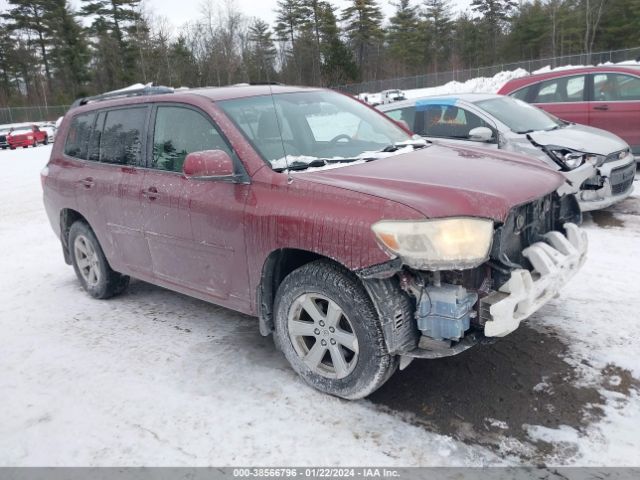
[610,163,636,195]
[490,193,581,272]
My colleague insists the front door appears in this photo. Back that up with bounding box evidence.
[141,105,250,307]
[589,72,640,156]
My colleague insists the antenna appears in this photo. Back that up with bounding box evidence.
[268,84,293,184]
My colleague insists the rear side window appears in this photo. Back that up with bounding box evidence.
[531,75,586,103]
[64,113,95,159]
[99,107,147,165]
[152,106,233,173]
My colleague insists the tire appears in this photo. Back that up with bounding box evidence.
[43,137,49,145]
[68,221,129,299]
[273,260,397,399]
[32,139,37,147]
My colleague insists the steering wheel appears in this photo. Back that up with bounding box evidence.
[328,134,353,144]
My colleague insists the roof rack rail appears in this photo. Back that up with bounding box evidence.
[70,84,175,109]
[248,81,285,86]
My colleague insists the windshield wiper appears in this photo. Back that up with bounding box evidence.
[272,157,368,172]
[379,140,430,153]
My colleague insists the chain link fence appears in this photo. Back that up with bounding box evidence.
[0,105,70,126]
[336,46,640,95]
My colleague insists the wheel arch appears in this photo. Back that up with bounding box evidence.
[60,208,88,265]
[257,248,352,336]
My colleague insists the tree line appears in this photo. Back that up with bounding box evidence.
[0,0,637,107]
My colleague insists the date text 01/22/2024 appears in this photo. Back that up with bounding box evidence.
[232,468,400,478]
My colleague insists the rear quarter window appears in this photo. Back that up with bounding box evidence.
[64,113,96,159]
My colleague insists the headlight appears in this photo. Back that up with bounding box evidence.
[548,148,585,169]
[372,217,494,270]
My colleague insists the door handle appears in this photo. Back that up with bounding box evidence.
[142,186,160,200]
[593,105,609,111]
[79,177,94,188]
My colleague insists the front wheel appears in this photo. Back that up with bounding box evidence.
[68,221,129,299]
[273,260,397,399]
[43,137,49,145]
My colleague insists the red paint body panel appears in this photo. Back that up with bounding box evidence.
[498,66,640,153]
[43,86,566,317]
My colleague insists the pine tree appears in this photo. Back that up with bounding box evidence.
[80,0,142,88]
[247,19,277,83]
[47,0,90,98]
[341,0,384,80]
[387,0,421,76]
[422,0,453,71]
[3,0,53,89]
[318,3,358,85]
[470,0,517,63]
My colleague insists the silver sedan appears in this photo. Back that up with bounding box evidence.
[379,93,636,211]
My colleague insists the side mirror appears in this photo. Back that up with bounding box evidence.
[183,150,234,178]
[468,127,494,142]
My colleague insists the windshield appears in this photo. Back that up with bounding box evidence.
[474,97,563,134]
[218,90,415,171]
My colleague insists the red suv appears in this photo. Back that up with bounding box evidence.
[42,85,587,398]
[7,124,49,148]
[498,66,640,159]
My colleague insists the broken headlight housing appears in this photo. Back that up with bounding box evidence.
[372,217,494,270]
[548,147,604,170]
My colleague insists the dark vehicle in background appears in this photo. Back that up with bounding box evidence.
[8,125,48,149]
[0,129,9,149]
[42,85,586,399]
[498,65,640,160]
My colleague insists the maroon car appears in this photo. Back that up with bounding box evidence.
[42,85,587,398]
[8,124,48,149]
[498,65,640,159]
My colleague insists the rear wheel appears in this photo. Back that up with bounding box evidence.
[43,137,49,145]
[273,260,397,399]
[68,221,129,299]
[32,139,37,147]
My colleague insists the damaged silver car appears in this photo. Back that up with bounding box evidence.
[380,94,636,211]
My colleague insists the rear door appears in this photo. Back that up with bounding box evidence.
[589,72,640,155]
[527,74,589,125]
[92,106,153,274]
[141,104,250,306]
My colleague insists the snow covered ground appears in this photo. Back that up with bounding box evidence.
[1,145,639,466]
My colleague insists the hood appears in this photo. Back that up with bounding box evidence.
[528,123,628,155]
[300,144,565,222]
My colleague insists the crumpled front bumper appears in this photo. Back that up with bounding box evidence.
[482,223,587,337]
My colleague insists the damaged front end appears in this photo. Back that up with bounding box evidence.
[358,193,587,368]
[528,136,636,211]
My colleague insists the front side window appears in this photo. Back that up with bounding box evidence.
[152,106,232,173]
[475,97,563,134]
[99,107,147,165]
[64,113,96,160]
[532,75,586,103]
[218,90,412,169]
[594,73,640,101]
[413,104,492,139]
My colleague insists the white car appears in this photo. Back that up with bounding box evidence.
[379,94,636,211]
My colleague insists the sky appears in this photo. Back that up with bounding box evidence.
[0,0,472,31]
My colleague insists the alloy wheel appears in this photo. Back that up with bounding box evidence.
[287,293,359,379]
[74,235,101,288]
